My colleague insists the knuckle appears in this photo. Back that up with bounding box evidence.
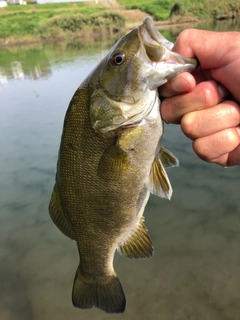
[200,84,218,107]
[225,129,240,147]
[226,101,240,120]
[181,112,197,138]
[192,139,210,161]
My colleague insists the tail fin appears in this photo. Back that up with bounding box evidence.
[72,267,126,314]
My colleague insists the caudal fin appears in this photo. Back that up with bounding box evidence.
[72,267,126,313]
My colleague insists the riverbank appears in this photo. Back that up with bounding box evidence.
[0,3,125,47]
[0,0,239,47]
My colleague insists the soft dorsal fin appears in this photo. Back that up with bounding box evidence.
[149,153,172,200]
[159,147,179,167]
[117,217,153,259]
[49,183,75,240]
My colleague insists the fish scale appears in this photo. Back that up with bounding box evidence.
[49,16,198,314]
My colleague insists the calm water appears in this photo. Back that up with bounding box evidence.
[1,20,240,320]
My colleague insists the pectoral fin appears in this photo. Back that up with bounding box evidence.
[49,183,75,240]
[149,147,178,199]
[159,147,179,167]
[98,144,129,178]
[149,154,171,199]
[117,217,153,259]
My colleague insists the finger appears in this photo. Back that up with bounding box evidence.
[192,127,240,166]
[173,30,240,102]
[198,144,240,167]
[161,80,229,124]
[172,29,228,69]
[159,72,196,98]
[227,142,240,166]
[181,100,240,139]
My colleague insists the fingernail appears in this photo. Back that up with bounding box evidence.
[217,83,229,98]
[171,77,190,93]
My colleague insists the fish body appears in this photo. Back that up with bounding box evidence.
[49,16,198,313]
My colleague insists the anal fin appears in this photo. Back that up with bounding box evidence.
[117,217,153,259]
[49,183,75,240]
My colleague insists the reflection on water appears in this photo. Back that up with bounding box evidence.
[0,20,240,320]
[0,35,122,88]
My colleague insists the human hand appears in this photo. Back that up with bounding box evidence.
[160,29,240,167]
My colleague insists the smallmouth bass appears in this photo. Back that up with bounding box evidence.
[49,16,198,314]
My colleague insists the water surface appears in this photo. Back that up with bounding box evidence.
[0,20,240,320]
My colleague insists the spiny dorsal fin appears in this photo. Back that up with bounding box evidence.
[159,147,179,167]
[117,217,153,259]
[149,154,172,200]
[49,183,75,240]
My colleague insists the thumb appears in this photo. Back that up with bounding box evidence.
[172,29,231,69]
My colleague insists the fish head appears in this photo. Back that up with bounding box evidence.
[90,16,198,135]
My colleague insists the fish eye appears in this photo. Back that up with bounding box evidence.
[111,51,126,66]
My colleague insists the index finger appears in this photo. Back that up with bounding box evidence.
[160,80,228,124]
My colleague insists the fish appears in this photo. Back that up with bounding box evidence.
[49,16,198,314]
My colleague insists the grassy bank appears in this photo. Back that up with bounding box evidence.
[118,0,240,21]
[0,0,239,46]
[0,3,125,46]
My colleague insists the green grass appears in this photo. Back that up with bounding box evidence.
[117,0,240,20]
[0,0,239,44]
[0,2,108,38]
[0,3,124,41]
[36,12,125,40]
[4,2,93,11]
[118,0,173,20]
[0,12,43,38]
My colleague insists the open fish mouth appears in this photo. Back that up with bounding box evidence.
[141,16,174,51]
[138,16,198,78]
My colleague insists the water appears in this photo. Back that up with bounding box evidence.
[1,20,240,320]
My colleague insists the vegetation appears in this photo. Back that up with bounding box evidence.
[117,0,240,21]
[3,2,104,12]
[0,3,124,45]
[36,12,125,40]
[0,0,239,46]
[118,0,173,21]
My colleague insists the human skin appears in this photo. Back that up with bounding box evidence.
[159,29,240,167]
